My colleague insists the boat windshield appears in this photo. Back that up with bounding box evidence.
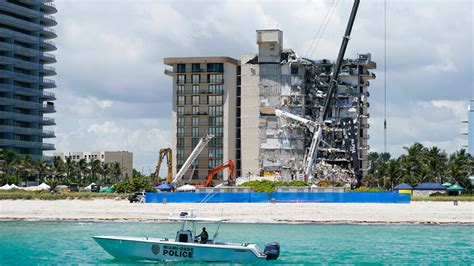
[177,219,222,243]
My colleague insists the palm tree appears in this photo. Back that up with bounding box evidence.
[447,149,473,189]
[110,162,122,184]
[77,159,89,185]
[52,156,65,181]
[64,156,77,183]
[99,162,110,184]
[385,158,400,190]
[34,159,50,183]
[424,146,447,183]
[90,159,101,183]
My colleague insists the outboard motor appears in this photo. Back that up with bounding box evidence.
[264,242,280,260]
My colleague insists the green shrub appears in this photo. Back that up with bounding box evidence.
[239,180,308,193]
[113,176,156,194]
[349,186,385,192]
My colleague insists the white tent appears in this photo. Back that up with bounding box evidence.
[9,184,20,189]
[38,183,51,191]
[84,183,96,192]
[0,184,11,190]
[177,184,196,192]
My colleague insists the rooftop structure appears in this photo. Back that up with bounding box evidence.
[0,0,57,160]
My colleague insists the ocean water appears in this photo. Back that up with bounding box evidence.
[0,221,472,265]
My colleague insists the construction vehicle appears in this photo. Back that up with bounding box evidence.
[154,148,173,185]
[172,134,214,185]
[274,0,361,184]
[204,160,235,187]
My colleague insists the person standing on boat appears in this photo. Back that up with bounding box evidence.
[197,227,209,243]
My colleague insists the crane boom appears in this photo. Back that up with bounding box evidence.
[172,134,214,184]
[307,0,361,183]
[274,109,317,131]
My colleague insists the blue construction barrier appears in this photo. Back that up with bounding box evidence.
[146,192,410,203]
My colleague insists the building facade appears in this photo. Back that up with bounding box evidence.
[469,100,474,156]
[0,0,57,160]
[164,57,238,185]
[53,151,133,179]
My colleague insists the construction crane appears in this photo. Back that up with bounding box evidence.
[172,134,214,185]
[276,0,361,184]
[204,160,235,187]
[154,148,173,185]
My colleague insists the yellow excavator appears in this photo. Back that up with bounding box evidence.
[154,148,173,185]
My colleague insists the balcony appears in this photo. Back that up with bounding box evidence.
[0,111,55,125]
[177,89,224,95]
[178,123,223,127]
[41,78,56,88]
[176,79,224,85]
[41,26,57,39]
[0,84,55,99]
[0,97,41,109]
[0,139,54,150]
[0,125,55,138]
[40,103,56,113]
[0,70,38,83]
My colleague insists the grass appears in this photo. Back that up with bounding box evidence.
[0,190,128,200]
[412,195,474,202]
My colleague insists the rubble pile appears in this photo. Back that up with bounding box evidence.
[314,161,355,184]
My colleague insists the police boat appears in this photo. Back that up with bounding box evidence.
[93,211,280,262]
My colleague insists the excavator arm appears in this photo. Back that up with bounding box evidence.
[154,148,173,185]
[205,160,235,187]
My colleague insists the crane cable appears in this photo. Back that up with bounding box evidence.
[384,0,387,154]
[305,0,339,58]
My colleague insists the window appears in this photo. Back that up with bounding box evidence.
[177,74,186,84]
[209,137,223,146]
[192,116,199,126]
[192,138,199,146]
[192,106,199,115]
[207,63,223,72]
[177,64,186,73]
[208,148,223,158]
[177,106,184,115]
[291,66,299,75]
[209,116,223,126]
[208,74,223,83]
[209,159,223,169]
[177,149,185,158]
[208,95,223,105]
[192,127,199,137]
[209,84,223,94]
[192,74,200,83]
[177,138,184,147]
[192,95,199,105]
[208,127,223,135]
[177,117,184,126]
[209,106,223,116]
[192,84,199,94]
[177,85,185,94]
[192,63,201,72]
[177,127,184,136]
[177,95,185,105]
[177,159,184,168]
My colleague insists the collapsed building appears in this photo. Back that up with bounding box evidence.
[239,29,376,184]
[165,29,375,185]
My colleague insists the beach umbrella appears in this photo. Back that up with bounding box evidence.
[156,183,173,191]
[446,183,464,192]
[0,184,11,190]
[442,182,452,187]
[177,184,196,192]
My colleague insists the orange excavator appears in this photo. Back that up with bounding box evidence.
[204,160,235,187]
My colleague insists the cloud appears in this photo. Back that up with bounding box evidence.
[47,0,473,173]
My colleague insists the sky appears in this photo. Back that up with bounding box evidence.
[46,0,473,174]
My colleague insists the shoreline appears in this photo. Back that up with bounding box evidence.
[1,200,473,225]
[1,217,473,225]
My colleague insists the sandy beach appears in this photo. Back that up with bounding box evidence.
[1,200,473,224]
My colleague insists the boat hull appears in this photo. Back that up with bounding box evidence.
[93,236,265,262]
